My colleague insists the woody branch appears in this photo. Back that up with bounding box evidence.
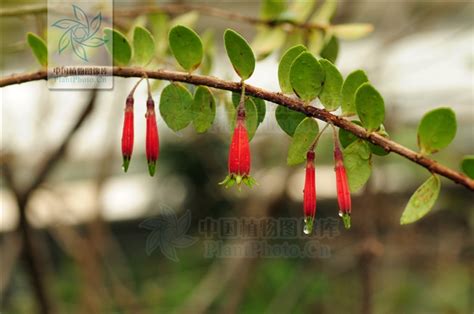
[1,67,473,191]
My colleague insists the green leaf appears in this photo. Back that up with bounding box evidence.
[200,29,215,75]
[251,27,287,60]
[275,106,307,137]
[252,97,266,124]
[287,118,319,166]
[224,29,256,80]
[355,83,385,131]
[400,174,441,225]
[331,23,374,40]
[339,122,360,148]
[319,59,343,111]
[132,26,155,66]
[27,33,47,67]
[287,0,317,22]
[192,86,216,133]
[417,107,457,155]
[343,140,372,192]
[104,28,132,66]
[341,70,368,115]
[289,52,325,102]
[260,0,286,20]
[461,156,474,179]
[278,45,307,94]
[159,83,193,132]
[308,30,326,56]
[369,125,390,156]
[149,13,169,58]
[169,25,203,72]
[310,0,337,23]
[280,30,305,58]
[320,36,339,64]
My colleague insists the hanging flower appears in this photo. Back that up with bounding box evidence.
[334,143,351,229]
[220,109,256,188]
[303,151,316,235]
[145,96,159,176]
[121,95,134,172]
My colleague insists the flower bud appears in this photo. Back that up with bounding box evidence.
[220,109,255,188]
[303,151,316,235]
[334,144,351,229]
[121,95,134,172]
[145,97,159,176]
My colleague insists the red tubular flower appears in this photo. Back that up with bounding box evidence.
[121,95,134,172]
[145,97,159,176]
[303,151,316,234]
[220,109,256,188]
[334,143,351,229]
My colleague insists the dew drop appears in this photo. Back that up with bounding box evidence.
[303,225,311,235]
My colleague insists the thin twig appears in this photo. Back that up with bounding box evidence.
[0,90,97,314]
[1,67,473,191]
[0,3,330,31]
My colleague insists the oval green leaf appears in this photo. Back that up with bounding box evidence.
[289,52,325,102]
[104,28,132,66]
[355,83,385,132]
[27,33,48,67]
[278,45,307,94]
[224,29,256,80]
[310,0,337,23]
[343,140,372,192]
[275,106,306,137]
[288,0,316,22]
[251,27,286,60]
[417,107,457,155]
[332,23,374,40]
[252,97,266,124]
[319,59,343,111]
[461,156,474,179]
[160,83,193,131]
[133,26,155,66]
[400,174,441,225]
[149,13,169,59]
[201,29,215,75]
[192,86,216,133]
[341,70,368,115]
[260,0,286,20]
[169,25,203,72]
[308,30,325,55]
[287,118,319,166]
[320,36,339,64]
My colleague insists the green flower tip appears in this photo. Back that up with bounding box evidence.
[122,156,131,173]
[219,174,257,189]
[148,161,157,177]
[303,216,314,235]
[341,213,351,229]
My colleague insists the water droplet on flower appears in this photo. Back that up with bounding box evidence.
[338,211,343,217]
[303,225,311,235]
